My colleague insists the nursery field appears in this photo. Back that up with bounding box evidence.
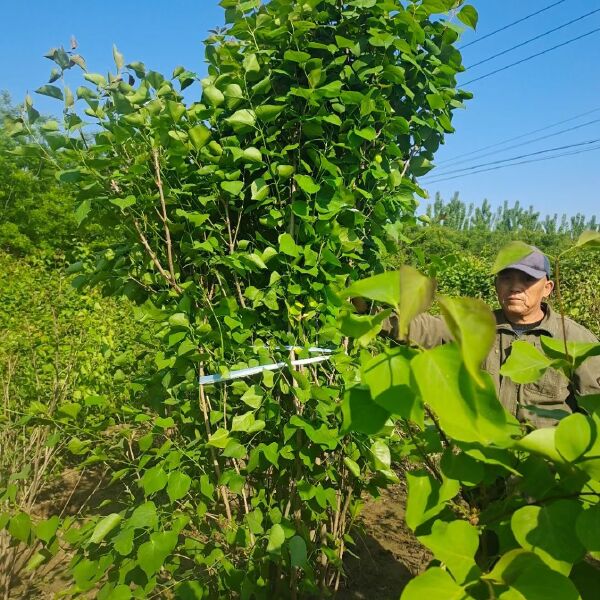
[2,0,600,598]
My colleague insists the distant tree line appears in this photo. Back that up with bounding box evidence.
[425,191,598,237]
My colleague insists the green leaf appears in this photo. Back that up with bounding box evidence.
[36,515,60,543]
[341,385,390,435]
[276,164,295,179]
[484,549,581,600]
[203,85,225,107]
[418,520,479,584]
[457,6,478,29]
[294,174,320,194]
[207,428,230,448]
[109,196,136,211]
[555,413,593,462]
[35,85,63,100]
[75,200,91,225]
[226,109,256,130]
[8,512,31,543]
[231,411,258,433]
[405,470,460,531]
[575,503,600,560]
[113,527,135,556]
[284,50,311,63]
[242,147,263,163]
[397,265,436,340]
[141,465,168,495]
[400,566,471,600]
[338,309,393,347]
[243,53,260,73]
[511,500,585,574]
[175,209,210,227]
[440,451,484,487]
[361,346,423,425]
[25,551,47,572]
[267,523,285,554]
[343,457,361,478]
[90,513,122,544]
[345,271,401,309]
[426,93,445,111]
[499,341,556,384]
[353,127,377,141]
[278,233,300,257]
[189,124,211,149]
[289,535,307,568]
[221,180,244,196]
[113,45,124,71]
[540,336,600,370]
[438,296,496,386]
[516,427,563,463]
[167,472,192,502]
[84,73,107,87]
[255,104,284,122]
[137,530,178,578]
[491,241,535,274]
[241,385,264,409]
[412,344,519,446]
[128,501,158,530]
[573,230,600,249]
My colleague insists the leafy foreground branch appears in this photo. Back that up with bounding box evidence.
[339,241,600,600]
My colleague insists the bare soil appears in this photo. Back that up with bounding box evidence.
[338,484,430,600]
[6,473,425,599]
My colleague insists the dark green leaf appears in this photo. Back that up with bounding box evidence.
[35,85,63,100]
[457,6,478,29]
[341,386,390,435]
[418,520,479,584]
[137,530,178,578]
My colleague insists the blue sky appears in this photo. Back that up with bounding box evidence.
[1,0,598,219]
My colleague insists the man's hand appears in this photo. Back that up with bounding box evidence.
[351,297,369,314]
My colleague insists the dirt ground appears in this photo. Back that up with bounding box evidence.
[338,484,430,600]
[5,475,425,599]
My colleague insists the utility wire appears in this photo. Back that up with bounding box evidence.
[436,106,600,166]
[459,0,569,50]
[424,143,600,184]
[467,7,600,69]
[462,26,600,85]
[424,138,600,183]
[428,118,600,176]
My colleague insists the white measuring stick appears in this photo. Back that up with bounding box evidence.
[199,354,332,386]
[280,346,333,354]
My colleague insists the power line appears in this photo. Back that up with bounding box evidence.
[462,26,600,86]
[428,118,600,176]
[436,107,600,166]
[467,7,600,69]
[424,143,600,185]
[424,138,600,183]
[459,0,569,50]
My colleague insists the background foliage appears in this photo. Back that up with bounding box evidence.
[0,0,598,598]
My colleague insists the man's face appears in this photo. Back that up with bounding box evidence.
[495,268,554,323]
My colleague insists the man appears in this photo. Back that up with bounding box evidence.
[379,247,600,428]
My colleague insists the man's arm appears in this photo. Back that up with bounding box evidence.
[381,312,453,349]
[351,297,452,348]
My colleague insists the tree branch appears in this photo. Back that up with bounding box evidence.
[152,147,180,291]
[132,217,183,294]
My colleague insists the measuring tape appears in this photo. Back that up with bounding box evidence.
[199,346,335,385]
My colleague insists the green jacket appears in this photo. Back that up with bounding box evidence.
[384,304,600,428]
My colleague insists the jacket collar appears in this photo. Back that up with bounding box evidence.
[494,302,557,336]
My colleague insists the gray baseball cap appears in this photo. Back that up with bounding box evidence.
[503,246,552,279]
